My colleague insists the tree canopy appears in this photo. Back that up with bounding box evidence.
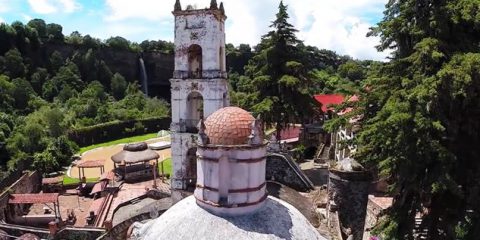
[330,0,480,239]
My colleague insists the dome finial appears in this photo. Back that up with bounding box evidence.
[210,0,218,10]
[198,118,209,145]
[248,115,263,145]
[219,2,225,15]
[174,0,182,11]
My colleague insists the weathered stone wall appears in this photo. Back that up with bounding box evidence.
[173,10,226,73]
[328,170,371,240]
[0,171,42,222]
[266,153,314,192]
[99,198,172,240]
[170,8,229,193]
[0,223,50,239]
[55,227,105,240]
[362,196,393,240]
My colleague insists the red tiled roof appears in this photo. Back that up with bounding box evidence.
[314,94,360,113]
[314,94,345,112]
[205,107,255,145]
[90,181,107,195]
[42,176,63,185]
[100,171,115,181]
[278,126,301,140]
[76,160,105,168]
[9,193,59,204]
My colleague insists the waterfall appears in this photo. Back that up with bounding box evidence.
[139,57,149,96]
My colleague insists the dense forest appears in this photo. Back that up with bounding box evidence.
[0,19,171,175]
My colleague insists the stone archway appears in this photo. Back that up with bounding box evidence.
[188,44,202,78]
[186,91,204,133]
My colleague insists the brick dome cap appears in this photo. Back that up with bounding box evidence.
[204,107,255,145]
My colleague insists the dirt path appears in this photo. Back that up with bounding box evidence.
[69,138,171,179]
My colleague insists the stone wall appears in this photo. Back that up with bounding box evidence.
[362,196,393,240]
[100,198,172,240]
[0,223,50,239]
[328,169,371,240]
[0,171,42,222]
[266,153,314,192]
[55,227,105,240]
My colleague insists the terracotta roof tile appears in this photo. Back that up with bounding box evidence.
[76,159,105,168]
[204,107,256,145]
[9,193,59,204]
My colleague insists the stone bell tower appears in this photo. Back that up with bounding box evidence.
[170,0,229,192]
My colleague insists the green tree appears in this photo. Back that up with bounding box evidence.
[27,19,47,39]
[82,35,102,49]
[0,23,16,54]
[338,60,365,81]
[106,36,130,51]
[243,1,316,137]
[65,31,83,45]
[346,0,480,239]
[3,48,26,78]
[43,63,82,101]
[97,60,113,87]
[11,78,35,110]
[111,72,127,100]
[0,75,14,112]
[49,51,64,74]
[46,23,64,43]
[30,68,49,94]
[11,21,28,52]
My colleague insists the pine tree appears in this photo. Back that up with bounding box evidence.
[244,1,315,137]
[347,1,480,239]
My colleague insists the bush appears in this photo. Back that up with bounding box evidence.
[68,117,171,147]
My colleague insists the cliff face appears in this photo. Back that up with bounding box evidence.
[143,52,174,100]
[26,43,174,100]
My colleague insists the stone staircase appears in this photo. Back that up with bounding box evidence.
[314,143,331,163]
[413,217,428,239]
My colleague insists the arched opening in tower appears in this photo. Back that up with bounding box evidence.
[185,147,197,189]
[186,91,204,133]
[188,44,202,78]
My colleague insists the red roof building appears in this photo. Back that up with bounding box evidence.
[314,94,359,113]
[314,94,345,113]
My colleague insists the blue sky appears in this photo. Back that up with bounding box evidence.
[0,0,389,60]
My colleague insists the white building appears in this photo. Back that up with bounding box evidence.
[170,0,229,192]
[132,106,326,240]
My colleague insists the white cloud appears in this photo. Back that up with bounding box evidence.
[27,0,81,14]
[0,17,4,23]
[22,14,33,22]
[104,0,173,21]
[103,0,390,60]
[0,0,10,13]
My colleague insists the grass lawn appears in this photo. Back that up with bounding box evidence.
[63,175,99,185]
[78,133,160,154]
[158,158,173,177]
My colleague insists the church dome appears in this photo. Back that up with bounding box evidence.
[130,196,327,240]
[204,107,255,145]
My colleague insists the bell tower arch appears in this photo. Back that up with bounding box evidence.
[170,0,229,193]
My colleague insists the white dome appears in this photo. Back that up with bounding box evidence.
[131,196,327,240]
